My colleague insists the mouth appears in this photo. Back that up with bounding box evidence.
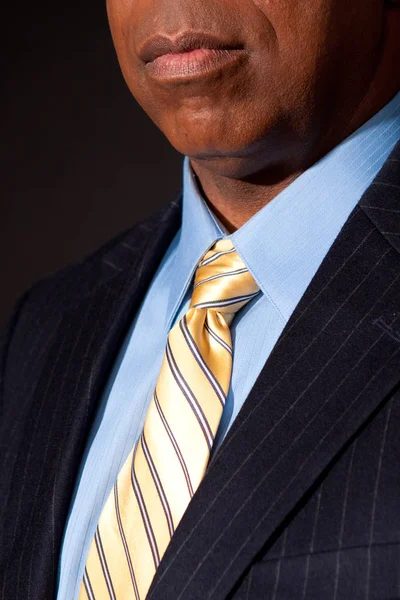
[139,33,247,83]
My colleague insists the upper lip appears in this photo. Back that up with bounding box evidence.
[139,33,244,64]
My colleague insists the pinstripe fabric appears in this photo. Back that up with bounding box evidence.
[1,145,400,599]
[146,146,400,600]
[238,395,400,600]
[0,198,183,600]
[80,239,260,600]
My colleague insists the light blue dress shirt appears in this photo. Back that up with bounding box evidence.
[57,92,400,600]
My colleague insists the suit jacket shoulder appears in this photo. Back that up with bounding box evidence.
[0,195,182,599]
[0,195,182,420]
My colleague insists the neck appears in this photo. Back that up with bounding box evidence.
[190,12,400,233]
[191,169,302,233]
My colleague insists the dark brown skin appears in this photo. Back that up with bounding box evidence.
[106,0,400,231]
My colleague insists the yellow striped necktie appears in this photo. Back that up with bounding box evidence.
[79,238,260,600]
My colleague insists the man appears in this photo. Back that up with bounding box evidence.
[1,0,400,598]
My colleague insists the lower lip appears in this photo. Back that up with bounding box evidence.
[145,48,246,82]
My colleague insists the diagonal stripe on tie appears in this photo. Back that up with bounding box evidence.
[204,320,233,355]
[199,246,236,267]
[165,340,214,449]
[179,316,226,407]
[141,433,175,539]
[83,568,95,600]
[194,266,249,289]
[153,390,194,498]
[192,290,260,311]
[80,238,261,600]
[131,451,161,569]
[95,529,116,600]
[113,483,140,599]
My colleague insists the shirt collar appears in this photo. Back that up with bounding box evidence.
[165,162,224,328]
[232,91,400,321]
[168,91,400,327]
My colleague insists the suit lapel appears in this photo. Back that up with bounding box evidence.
[2,198,182,599]
[148,148,400,600]
[359,150,400,253]
[5,144,400,599]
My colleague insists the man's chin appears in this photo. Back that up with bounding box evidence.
[168,131,287,181]
[188,153,271,181]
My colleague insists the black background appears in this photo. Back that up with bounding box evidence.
[1,0,182,326]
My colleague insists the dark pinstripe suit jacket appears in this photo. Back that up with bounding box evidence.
[1,141,400,600]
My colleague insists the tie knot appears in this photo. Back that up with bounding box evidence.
[190,239,260,321]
